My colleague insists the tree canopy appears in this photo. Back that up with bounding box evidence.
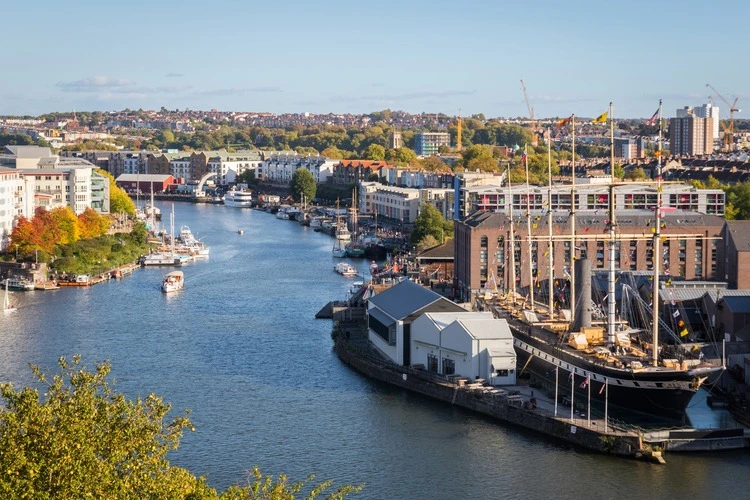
[96,169,135,215]
[0,357,362,499]
[290,168,317,203]
[410,204,452,248]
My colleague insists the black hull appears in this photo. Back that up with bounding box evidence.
[509,323,711,420]
[515,349,695,421]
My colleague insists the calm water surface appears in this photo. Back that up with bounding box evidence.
[1,202,749,499]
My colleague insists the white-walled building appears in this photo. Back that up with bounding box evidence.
[207,150,262,185]
[359,182,422,223]
[411,312,516,386]
[20,165,94,215]
[367,279,468,366]
[0,168,25,250]
[259,153,336,184]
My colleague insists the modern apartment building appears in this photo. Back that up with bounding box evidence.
[670,114,713,156]
[414,132,450,156]
[677,103,720,141]
[0,168,25,250]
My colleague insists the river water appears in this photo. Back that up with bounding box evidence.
[1,201,749,499]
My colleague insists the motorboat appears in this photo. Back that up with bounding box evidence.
[334,262,358,277]
[1,277,35,291]
[161,271,184,293]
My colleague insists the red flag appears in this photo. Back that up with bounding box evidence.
[599,382,606,395]
[556,115,572,128]
[646,109,659,126]
[580,376,590,389]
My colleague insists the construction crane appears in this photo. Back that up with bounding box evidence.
[520,79,539,146]
[456,108,462,151]
[706,83,741,151]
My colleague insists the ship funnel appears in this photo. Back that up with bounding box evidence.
[572,258,592,331]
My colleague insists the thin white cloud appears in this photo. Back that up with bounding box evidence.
[56,76,136,92]
[165,72,185,78]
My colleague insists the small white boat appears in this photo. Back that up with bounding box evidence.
[1,277,35,291]
[238,229,244,235]
[161,271,184,293]
[3,280,16,314]
[334,262,358,277]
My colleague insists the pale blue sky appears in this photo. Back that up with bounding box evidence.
[2,0,748,118]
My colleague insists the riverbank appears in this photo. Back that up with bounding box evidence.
[331,319,662,462]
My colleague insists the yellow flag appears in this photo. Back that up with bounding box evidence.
[592,111,608,124]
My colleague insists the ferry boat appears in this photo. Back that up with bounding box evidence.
[334,262,358,277]
[224,188,253,208]
[1,277,35,291]
[140,253,188,266]
[161,271,184,293]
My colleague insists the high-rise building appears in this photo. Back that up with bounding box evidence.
[676,104,720,140]
[670,113,713,156]
[414,132,450,156]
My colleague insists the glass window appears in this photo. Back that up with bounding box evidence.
[442,358,455,375]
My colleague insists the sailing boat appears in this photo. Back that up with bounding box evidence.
[491,103,723,420]
[346,187,365,258]
[332,199,347,258]
[3,279,16,314]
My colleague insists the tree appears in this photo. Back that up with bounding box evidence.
[77,208,110,239]
[237,169,257,185]
[97,169,135,215]
[420,156,450,173]
[363,144,386,161]
[321,147,345,159]
[49,207,80,245]
[0,357,362,499]
[410,204,452,247]
[613,164,625,180]
[290,168,317,203]
[625,167,647,180]
[386,147,417,166]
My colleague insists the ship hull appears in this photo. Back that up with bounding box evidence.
[509,324,716,420]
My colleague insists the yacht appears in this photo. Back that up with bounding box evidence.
[224,188,253,208]
[177,225,210,258]
[334,262,358,277]
[161,271,184,293]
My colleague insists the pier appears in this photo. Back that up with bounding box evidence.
[332,320,662,462]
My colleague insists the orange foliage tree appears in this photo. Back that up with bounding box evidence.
[77,208,110,239]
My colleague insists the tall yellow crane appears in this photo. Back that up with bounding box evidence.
[706,83,741,151]
[456,108,462,151]
[520,79,538,145]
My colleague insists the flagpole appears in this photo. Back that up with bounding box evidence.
[570,115,576,322]
[570,370,575,421]
[604,378,609,432]
[607,101,616,346]
[554,365,559,417]
[525,144,534,311]
[547,126,554,320]
[587,375,591,427]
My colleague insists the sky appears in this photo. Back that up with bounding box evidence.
[2,0,748,119]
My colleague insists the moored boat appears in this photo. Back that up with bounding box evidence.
[1,277,35,291]
[224,188,253,208]
[334,262,358,277]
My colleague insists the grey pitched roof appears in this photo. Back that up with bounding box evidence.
[368,279,444,320]
[4,145,55,158]
[726,221,750,252]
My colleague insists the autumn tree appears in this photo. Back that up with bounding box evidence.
[96,169,135,215]
[386,147,418,166]
[321,146,346,159]
[50,206,80,245]
[77,208,110,239]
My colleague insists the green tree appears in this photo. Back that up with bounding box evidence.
[410,204,452,247]
[625,167,647,180]
[290,168,317,203]
[0,357,362,499]
[726,183,750,220]
[321,146,345,159]
[363,143,386,161]
[97,169,135,215]
[613,164,625,180]
[386,147,418,166]
[237,169,257,185]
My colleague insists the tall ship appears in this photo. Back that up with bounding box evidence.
[224,188,253,208]
[483,104,723,421]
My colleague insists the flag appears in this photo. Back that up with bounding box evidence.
[521,152,527,163]
[673,310,680,318]
[556,115,572,128]
[591,111,607,124]
[680,328,689,337]
[580,376,590,389]
[599,382,606,395]
[646,109,659,126]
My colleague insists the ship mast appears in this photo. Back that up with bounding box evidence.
[547,126,554,320]
[652,99,664,367]
[607,102,616,346]
[507,164,517,304]
[570,116,576,322]
[524,144,534,310]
